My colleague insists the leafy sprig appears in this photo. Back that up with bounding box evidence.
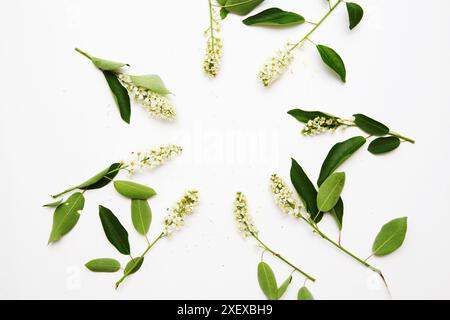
[75,48,175,123]
[233,192,316,300]
[288,109,415,154]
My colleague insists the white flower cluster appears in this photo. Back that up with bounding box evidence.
[233,192,258,238]
[118,74,176,120]
[301,116,342,136]
[163,190,200,236]
[270,174,301,217]
[203,9,222,77]
[258,43,295,87]
[124,145,182,175]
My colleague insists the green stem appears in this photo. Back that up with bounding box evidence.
[74,47,92,60]
[251,233,316,282]
[115,233,165,289]
[389,131,415,144]
[290,0,343,51]
[208,0,216,50]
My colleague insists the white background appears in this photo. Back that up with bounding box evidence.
[1,0,449,300]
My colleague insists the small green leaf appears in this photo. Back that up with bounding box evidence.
[124,257,144,275]
[48,193,85,244]
[103,71,131,124]
[114,180,157,200]
[243,8,305,26]
[77,163,122,190]
[372,217,408,256]
[85,258,121,273]
[257,262,278,300]
[346,2,364,30]
[131,200,152,236]
[75,48,129,71]
[224,0,265,16]
[99,205,130,255]
[297,286,314,300]
[316,45,346,82]
[287,109,335,124]
[330,197,344,230]
[291,159,322,222]
[129,75,171,95]
[353,114,389,136]
[43,199,63,208]
[277,275,292,299]
[317,136,366,186]
[220,8,229,19]
[368,137,401,155]
[317,172,346,213]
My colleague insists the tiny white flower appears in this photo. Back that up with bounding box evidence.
[163,190,200,236]
[258,43,295,87]
[233,192,258,238]
[123,145,182,175]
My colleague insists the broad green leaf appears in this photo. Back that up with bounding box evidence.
[85,258,121,273]
[287,109,335,124]
[257,262,278,300]
[220,8,229,19]
[223,0,265,16]
[317,136,366,186]
[330,197,344,230]
[77,163,122,190]
[99,205,130,255]
[372,217,408,256]
[43,199,63,208]
[291,159,322,222]
[114,180,157,200]
[124,257,144,275]
[316,45,346,82]
[353,114,389,136]
[317,172,346,213]
[368,137,401,155]
[103,71,131,124]
[297,286,314,300]
[277,275,292,299]
[129,75,171,95]
[48,193,85,244]
[75,48,129,71]
[217,0,227,5]
[243,8,305,26]
[346,2,364,30]
[131,200,152,236]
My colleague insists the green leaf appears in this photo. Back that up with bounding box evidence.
[297,286,314,300]
[75,48,129,71]
[220,8,229,19]
[131,200,152,236]
[48,193,85,244]
[290,159,322,222]
[77,163,122,190]
[317,172,346,213]
[346,2,364,30]
[114,180,157,200]
[99,205,130,255]
[243,8,305,26]
[287,109,335,124]
[368,137,401,155]
[330,197,344,230]
[316,45,347,82]
[224,0,265,16]
[85,258,121,273]
[43,199,63,208]
[129,75,171,95]
[277,275,292,299]
[103,71,131,124]
[317,136,366,186]
[353,114,389,136]
[257,262,278,300]
[124,257,144,275]
[372,217,408,256]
